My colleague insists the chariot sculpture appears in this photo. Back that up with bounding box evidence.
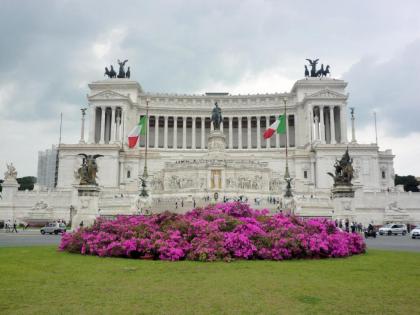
[305,58,331,78]
[104,59,130,79]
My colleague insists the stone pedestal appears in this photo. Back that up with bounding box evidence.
[0,179,19,221]
[71,185,100,230]
[331,185,355,220]
[131,194,153,215]
[207,130,226,154]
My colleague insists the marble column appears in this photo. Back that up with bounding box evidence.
[238,117,242,149]
[88,106,95,144]
[329,106,336,144]
[201,117,205,149]
[247,116,252,149]
[182,116,187,149]
[110,107,116,142]
[320,106,325,143]
[228,117,233,149]
[220,118,223,132]
[265,116,270,148]
[339,106,347,143]
[164,115,168,148]
[115,115,121,144]
[192,117,196,149]
[173,116,178,149]
[100,106,106,144]
[314,114,320,141]
[154,115,159,148]
[256,116,261,149]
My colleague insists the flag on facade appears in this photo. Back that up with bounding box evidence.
[263,115,286,139]
[127,116,147,148]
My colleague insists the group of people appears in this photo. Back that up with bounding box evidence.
[4,220,30,232]
[335,218,364,233]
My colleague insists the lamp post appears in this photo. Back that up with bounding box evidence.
[283,97,293,198]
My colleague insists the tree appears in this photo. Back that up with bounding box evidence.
[394,174,419,192]
[17,177,37,191]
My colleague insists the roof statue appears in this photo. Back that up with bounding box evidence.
[327,148,354,186]
[104,59,130,79]
[305,58,330,78]
[211,102,222,130]
[77,154,103,185]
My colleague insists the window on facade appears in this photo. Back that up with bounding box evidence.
[382,171,386,179]
[127,170,131,179]
[304,170,308,179]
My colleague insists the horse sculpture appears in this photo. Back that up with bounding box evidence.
[104,65,117,78]
[316,64,330,77]
[77,154,103,185]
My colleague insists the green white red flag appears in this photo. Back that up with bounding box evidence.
[128,116,147,148]
[263,115,286,139]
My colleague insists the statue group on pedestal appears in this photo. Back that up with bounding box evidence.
[4,163,17,180]
[305,58,331,78]
[327,148,354,186]
[77,154,103,185]
[105,59,130,79]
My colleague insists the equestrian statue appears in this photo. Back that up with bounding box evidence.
[211,102,222,130]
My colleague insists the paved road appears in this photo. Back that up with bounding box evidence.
[0,230,62,247]
[1,230,420,252]
[366,234,420,252]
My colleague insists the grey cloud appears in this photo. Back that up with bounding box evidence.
[343,39,420,136]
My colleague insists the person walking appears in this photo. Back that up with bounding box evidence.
[12,221,18,233]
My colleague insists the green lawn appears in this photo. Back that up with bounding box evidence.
[0,247,419,315]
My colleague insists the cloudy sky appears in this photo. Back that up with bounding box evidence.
[1,0,420,177]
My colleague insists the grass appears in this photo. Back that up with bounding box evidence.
[0,247,419,315]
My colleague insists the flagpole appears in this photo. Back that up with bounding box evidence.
[143,99,149,178]
[139,99,149,197]
[283,97,293,198]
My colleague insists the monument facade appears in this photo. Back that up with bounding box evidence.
[2,60,420,226]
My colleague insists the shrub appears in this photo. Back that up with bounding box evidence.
[59,202,365,261]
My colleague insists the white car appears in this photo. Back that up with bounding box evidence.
[378,224,407,236]
[411,225,420,239]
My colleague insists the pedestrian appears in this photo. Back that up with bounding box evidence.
[175,201,178,209]
[79,221,84,228]
[181,200,184,207]
[12,221,18,233]
[193,199,196,208]
[345,219,349,232]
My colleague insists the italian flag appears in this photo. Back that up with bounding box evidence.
[263,115,286,139]
[128,116,147,148]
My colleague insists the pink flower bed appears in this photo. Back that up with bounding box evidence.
[59,202,365,261]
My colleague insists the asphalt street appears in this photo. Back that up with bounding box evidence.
[0,229,62,247]
[365,234,420,252]
[0,230,419,252]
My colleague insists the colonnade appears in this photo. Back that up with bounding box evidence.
[310,105,346,144]
[90,106,123,144]
[144,115,296,150]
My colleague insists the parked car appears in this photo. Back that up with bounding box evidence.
[410,225,420,239]
[40,222,66,235]
[378,224,407,236]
